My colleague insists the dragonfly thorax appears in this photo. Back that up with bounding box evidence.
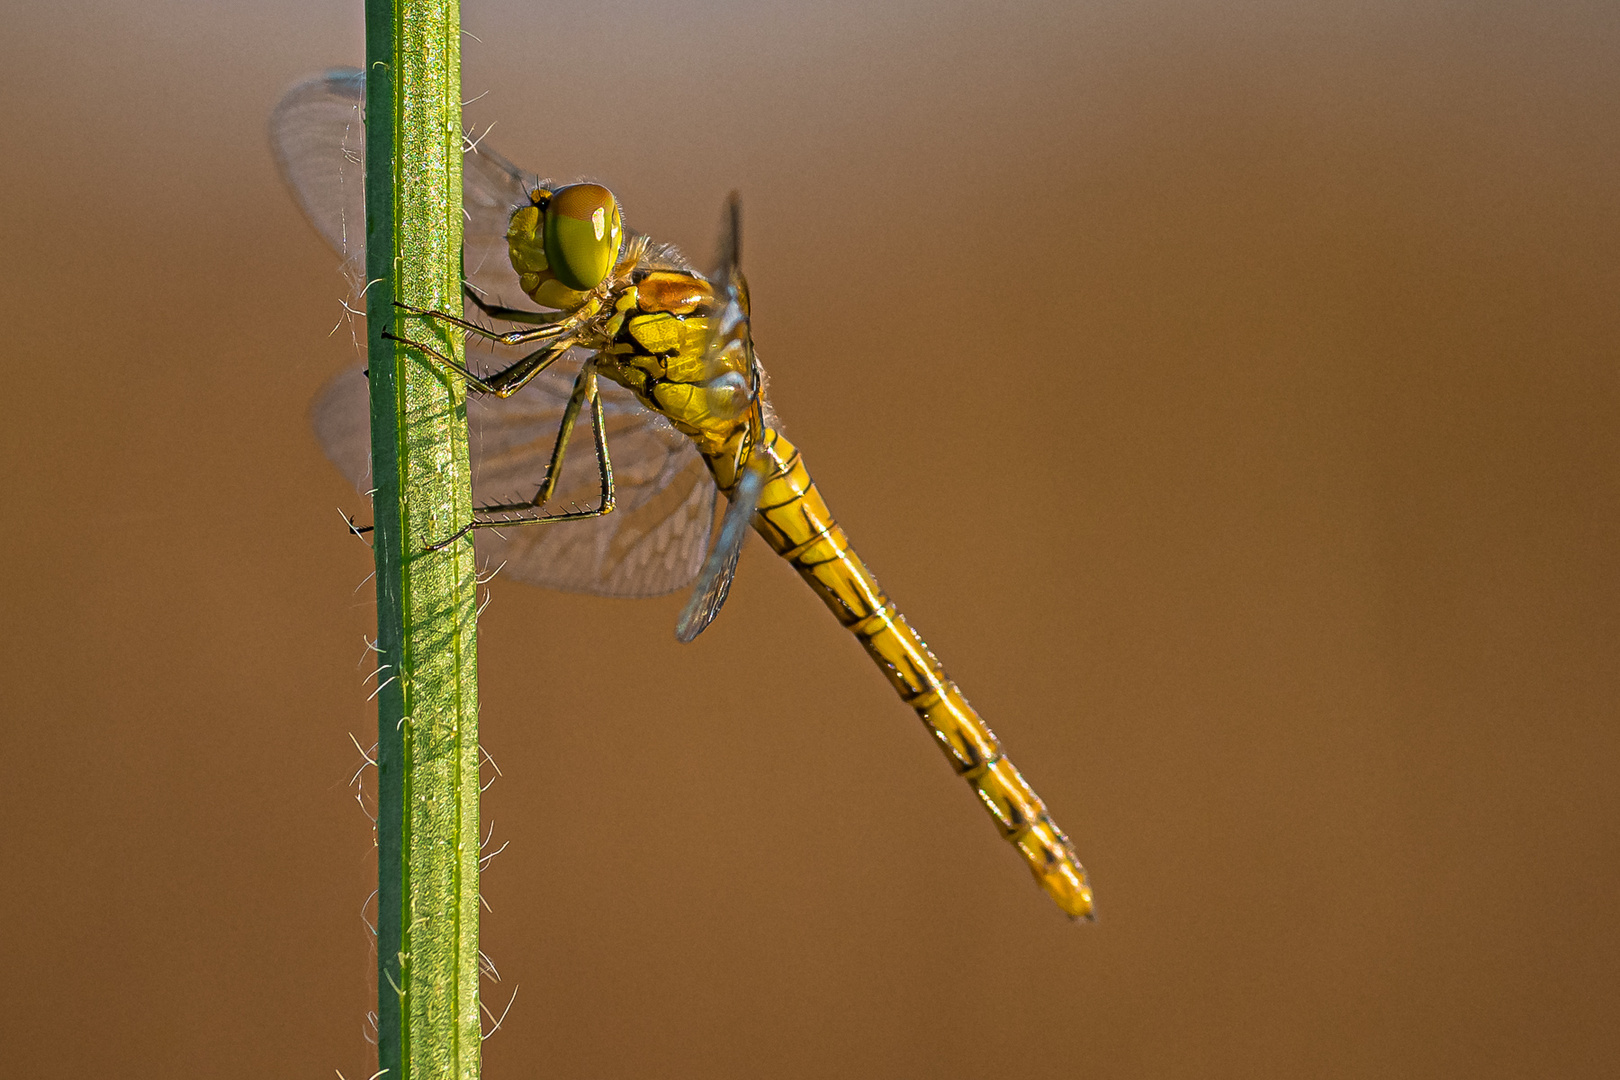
[506,183,625,311]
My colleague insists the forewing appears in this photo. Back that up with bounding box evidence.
[460,132,533,302]
[270,69,371,286]
[309,362,716,598]
[269,67,533,301]
[697,193,757,408]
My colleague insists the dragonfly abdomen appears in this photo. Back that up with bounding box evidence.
[748,427,1094,920]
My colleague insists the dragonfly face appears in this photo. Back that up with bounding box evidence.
[506,183,625,310]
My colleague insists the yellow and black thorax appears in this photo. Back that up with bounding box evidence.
[590,268,764,491]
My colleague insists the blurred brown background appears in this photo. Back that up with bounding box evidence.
[2,1,1616,1077]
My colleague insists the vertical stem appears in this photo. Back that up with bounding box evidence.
[365,3,480,1080]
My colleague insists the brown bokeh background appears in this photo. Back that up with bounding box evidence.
[2,2,1616,1076]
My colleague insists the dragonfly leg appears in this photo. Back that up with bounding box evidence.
[394,298,569,348]
[475,364,590,515]
[462,284,565,326]
[380,330,571,398]
[425,364,614,552]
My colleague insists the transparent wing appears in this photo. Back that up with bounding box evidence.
[694,191,758,419]
[270,69,370,287]
[675,455,766,642]
[310,364,716,597]
[270,67,533,301]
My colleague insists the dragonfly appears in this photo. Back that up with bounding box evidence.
[271,68,1093,920]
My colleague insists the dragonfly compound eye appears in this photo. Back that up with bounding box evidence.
[543,183,624,291]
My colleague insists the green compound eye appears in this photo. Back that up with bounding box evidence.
[543,183,623,291]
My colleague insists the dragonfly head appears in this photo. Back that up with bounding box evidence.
[506,183,625,310]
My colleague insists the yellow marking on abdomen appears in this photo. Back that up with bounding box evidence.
[745,427,1094,919]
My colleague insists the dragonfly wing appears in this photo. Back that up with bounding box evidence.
[270,69,371,286]
[460,131,533,303]
[674,455,766,642]
[269,67,534,301]
[310,362,716,598]
[695,192,758,418]
[308,364,375,490]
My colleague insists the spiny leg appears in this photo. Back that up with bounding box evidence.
[425,364,615,552]
[341,338,580,538]
[473,363,591,516]
[395,298,568,348]
[381,329,572,398]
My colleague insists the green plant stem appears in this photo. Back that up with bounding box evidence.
[364,2,481,1079]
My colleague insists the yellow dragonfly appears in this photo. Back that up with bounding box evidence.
[271,69,1093,920]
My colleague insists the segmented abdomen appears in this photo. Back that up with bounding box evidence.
[747,427,1094,919]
